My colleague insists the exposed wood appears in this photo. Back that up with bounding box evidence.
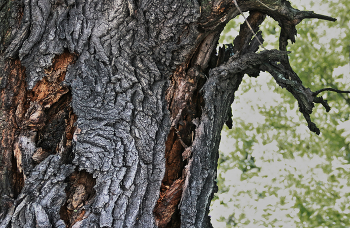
[154,179,184,228]
[0,0,339,227]
[0,51,77,226]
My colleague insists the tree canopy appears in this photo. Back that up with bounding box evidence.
[211,0,350,227]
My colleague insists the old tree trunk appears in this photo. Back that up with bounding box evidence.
[0,0,339,227]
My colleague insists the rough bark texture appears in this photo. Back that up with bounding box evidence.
[0,0,337,227]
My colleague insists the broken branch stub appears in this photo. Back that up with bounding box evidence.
[0,0,348,227]
[223,2,346,135]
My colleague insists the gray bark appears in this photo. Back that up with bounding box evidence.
[0,0,338,227]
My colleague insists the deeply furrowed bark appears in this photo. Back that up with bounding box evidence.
[0,0,338,227]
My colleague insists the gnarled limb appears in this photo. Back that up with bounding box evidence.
[0,0,345,227]
[216,1,344,135]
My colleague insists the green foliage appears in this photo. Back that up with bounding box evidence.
[211,0,350,227]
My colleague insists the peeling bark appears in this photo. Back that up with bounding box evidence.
[0,0,340,227]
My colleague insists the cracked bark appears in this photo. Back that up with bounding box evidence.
[0,0,339,227]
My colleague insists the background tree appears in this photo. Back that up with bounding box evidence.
[0,0,343,227]
[211,0,350,227]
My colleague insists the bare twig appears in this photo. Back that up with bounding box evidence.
[296,11,337,22]
[313,88,350,96]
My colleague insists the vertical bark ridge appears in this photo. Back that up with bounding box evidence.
[152,1,239,226]
[1,0,317,227]
[0,0,338,227]
[179,11,267,228]
[1,0,201,227]
[59,0,201,226]
[0,0,24,53]
[155,64,206,227]
[179,69,243,228]
[0,0,25,203]
[0,59,27,207]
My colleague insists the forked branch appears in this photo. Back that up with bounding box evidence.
[216,47,348,135]
[220,1,344,135]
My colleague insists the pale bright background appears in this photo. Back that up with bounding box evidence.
[210,0,350,227]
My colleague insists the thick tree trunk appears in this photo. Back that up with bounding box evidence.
[0,0,337,227]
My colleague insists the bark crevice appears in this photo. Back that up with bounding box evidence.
[0,0,342,227]
[0,51,78,227]
[60,169,96,228]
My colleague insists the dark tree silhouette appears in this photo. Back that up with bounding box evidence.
[0,0,339,227]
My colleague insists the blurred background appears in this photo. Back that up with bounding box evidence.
[210,0,350,227]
